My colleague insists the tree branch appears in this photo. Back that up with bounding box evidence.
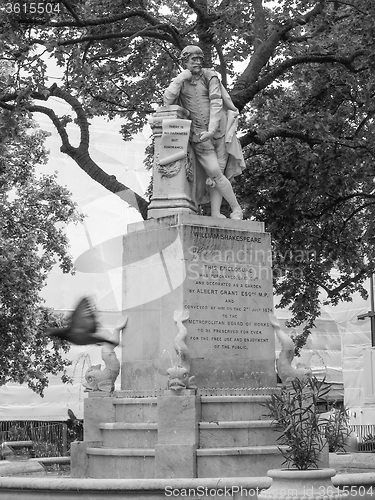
[353,109,375,137]
[15,8,170,28]
[0,86,149,219]
[326,0,368,15]
[214,42,228,87]
[232,50,367,110]
[88,24,176,62]
[252,0,266,51]
[324,268,368,298]
[31,28,175,47]
[59,0,83,25]
[283,22,328,43]
[184,0,206,18]
[240,126,321,148]
[232,0,325,99]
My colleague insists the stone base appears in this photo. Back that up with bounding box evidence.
[71,214,279,481]
[155,392,200,478]
[121,213,276,393]
[155,444,197,478]
[147,197,198,219]
[71,390,286,480]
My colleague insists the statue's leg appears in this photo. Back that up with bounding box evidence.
[213,175,243,219]
[210,188,225,218]
[209,138,226,217]
[195,140,242,220]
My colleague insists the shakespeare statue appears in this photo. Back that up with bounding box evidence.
[163,45,245,219]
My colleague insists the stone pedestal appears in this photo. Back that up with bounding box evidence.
[148,106,198,219]
[155,390,200,478]
[70,214,280,481]
[121,213,277,394]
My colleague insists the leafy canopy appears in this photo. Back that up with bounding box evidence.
[0,105,82,395]
[1,0,374,348]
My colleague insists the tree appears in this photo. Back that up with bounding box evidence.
[1,0,374,348]
[0,103,82,395]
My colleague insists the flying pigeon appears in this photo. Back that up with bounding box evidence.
[44,297,119,346]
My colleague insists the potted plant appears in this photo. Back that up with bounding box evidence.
[258,376,348,500]
[324,405,357,453]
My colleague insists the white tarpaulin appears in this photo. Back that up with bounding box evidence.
[0,345,100,421]
[276,281,374,424]
[274,311,344,402]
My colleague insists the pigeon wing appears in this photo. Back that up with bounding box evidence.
[69,297,97,338]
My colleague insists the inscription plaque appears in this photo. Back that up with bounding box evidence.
[182,225,273,360]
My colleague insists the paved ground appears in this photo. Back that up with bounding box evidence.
[330,453,375,474]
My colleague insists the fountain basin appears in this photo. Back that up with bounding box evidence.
[1,472,375,500]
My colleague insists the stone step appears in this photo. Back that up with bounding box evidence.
[87,447,155,479]
[113,397,158,423]
[112,394,273,422]
[99,422,158,448]
[199,420,278,448]
[200,395,272,421]
[197,445,284,478]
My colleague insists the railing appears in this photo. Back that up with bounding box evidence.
[1,419,83,465]
[0,421,70,457]
[350,424,375,452]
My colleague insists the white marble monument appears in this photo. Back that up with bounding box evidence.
[71,106,282,480]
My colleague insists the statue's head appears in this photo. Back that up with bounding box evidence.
[180,45,204,67]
